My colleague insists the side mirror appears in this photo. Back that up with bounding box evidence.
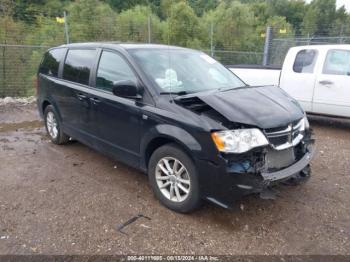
[112,80,142,99]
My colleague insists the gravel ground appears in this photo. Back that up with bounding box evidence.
[0,103,349,255]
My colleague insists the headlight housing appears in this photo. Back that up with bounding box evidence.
[211,128,269,153]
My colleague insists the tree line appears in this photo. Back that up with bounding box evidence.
[2,0,350,49]
[0,0,350,97]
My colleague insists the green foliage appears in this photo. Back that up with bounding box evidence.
[67,0,117,42]
[115,5,164,43]
[202,1,257,50]
[302,0,337,36]
[164,1,202,48]
[187,0,219,16]
[2,0,350,97]
[4,0,350,47]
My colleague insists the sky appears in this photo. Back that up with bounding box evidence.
[305,0,350,12]
[336,0,350,11]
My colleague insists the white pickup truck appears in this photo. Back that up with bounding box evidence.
[230,45,350,118]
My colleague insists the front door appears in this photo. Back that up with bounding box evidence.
[313,49,350,117]
[90,50,142,167]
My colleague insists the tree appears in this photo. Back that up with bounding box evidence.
[266,0,306,35]
[202,1,256,51]
[164,1,203,48]
[187,0,219,17]
[67,0,117,42]
[302,0,337,36]
[115,5,164,43]
[0,16,30,96]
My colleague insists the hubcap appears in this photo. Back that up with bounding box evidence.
[46,111,58,139]
[155,157,191,202]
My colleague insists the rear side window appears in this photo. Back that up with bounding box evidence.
[96,51,137,92]
[39,48,66,77]
[323,49,350,76]
[293,49,317,73]
[63,49,96,85]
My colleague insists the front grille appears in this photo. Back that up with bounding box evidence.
[268,135,289,146]
[264,118,304,150]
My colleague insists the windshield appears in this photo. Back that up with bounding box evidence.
[129,48,246,93]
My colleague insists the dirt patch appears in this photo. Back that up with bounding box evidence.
[0,120,43,133]
[0,104,349,255]
[0,102,39,124]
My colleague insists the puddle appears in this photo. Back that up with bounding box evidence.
[0,120,43,132]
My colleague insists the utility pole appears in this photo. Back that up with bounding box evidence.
[64,11,70,44]
[210,22,214,57]
[148,15,151,44]
[262,26,272,66]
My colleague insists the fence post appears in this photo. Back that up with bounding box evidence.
[64,11,70,44]
[210,22,214,57]
[340,24,344,44]
[148,15,151,44]
[1,46,5,97]
[262,26,272,66]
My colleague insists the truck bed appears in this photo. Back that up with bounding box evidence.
[228,65,281,86]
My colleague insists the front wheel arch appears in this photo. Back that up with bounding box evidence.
[140,124,202,171]
[144,136,196,171]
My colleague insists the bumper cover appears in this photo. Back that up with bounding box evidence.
[198,145,315,208]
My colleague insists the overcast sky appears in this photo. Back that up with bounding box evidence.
[305,0,350,12]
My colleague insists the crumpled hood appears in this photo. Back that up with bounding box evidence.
[195,86,304,129]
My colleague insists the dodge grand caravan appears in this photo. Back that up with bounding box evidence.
[37,43,314,213]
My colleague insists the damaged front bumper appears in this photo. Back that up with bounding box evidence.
[261,148,314,182]
[197,137,315,209]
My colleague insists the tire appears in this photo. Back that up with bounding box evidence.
[148,143,201,213]
[44,105,70,145]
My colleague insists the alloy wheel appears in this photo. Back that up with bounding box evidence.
[155,157,191,202]
[46,111,58,139]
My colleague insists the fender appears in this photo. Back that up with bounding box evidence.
[140,124,202,171]
[39,96,63,122]
[38,74,64,122]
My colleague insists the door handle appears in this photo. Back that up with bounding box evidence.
[76,93,87,101]
[90,97,101,105]
[319,80,334,85]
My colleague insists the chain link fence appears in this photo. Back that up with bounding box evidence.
[0,13,266,97]
[267,24,350,66]
[2,10,350,97]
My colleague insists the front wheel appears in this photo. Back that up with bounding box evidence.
[148,144,201,213]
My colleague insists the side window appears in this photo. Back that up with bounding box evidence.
[96,51,137,92]
[323,49,350,76]
[39,48,66,77]
[293,49,317,73]
[63,49,96,85]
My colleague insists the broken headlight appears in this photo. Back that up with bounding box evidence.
[211,128,269,154]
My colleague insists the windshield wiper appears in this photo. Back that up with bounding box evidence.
[159,91,188,96]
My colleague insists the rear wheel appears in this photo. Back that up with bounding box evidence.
[148,144,201,213]
[44,105,69,145]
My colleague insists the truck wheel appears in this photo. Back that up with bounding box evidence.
[148,144,201,213]
[44,105,70,145]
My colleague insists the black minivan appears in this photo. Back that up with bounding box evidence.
[37,43,314,213]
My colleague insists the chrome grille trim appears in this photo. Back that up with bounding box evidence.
[264,119,304,151]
